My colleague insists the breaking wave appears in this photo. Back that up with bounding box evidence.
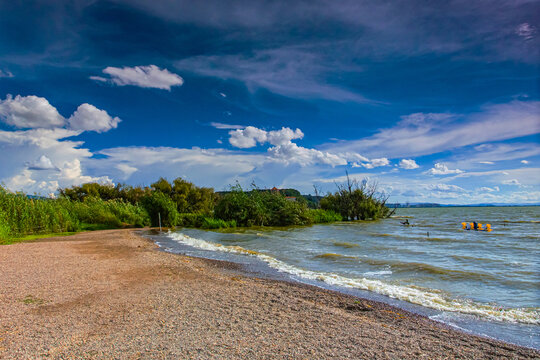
[167,231,540,325]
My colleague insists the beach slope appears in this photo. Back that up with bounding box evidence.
[0,229,537,359]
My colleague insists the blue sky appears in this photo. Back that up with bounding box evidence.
[0,0,539,203]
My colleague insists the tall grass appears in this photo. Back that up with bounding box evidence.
[0,186,80,240]
[0,186,150,242]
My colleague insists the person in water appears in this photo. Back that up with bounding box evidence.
[401,219,410,226]
[473,221,478,230]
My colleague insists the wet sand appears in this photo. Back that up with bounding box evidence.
[0,229,538,359]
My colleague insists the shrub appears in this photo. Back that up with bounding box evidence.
[141,191,179,227]
[307,209,343,223]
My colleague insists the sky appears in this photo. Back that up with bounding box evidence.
[0,0,539,204]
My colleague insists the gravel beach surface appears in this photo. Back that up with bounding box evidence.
[0,229,538,359]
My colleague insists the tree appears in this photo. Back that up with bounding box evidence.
[320,172,395,221]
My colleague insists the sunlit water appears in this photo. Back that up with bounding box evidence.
[153,206,540,348]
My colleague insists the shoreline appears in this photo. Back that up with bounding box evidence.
[1,229,538,359]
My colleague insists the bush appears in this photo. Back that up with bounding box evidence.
[215,184,315,227]
[141,191,179,227]
[320,175,394,221]
[307,209,343,223]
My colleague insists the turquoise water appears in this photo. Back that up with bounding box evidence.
[162,206,539,346]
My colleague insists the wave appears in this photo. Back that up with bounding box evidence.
[333,242,359,248]
[364,270,392,276]
[502,220,540,224]
[315,253,358,260]
[167,231,540,324]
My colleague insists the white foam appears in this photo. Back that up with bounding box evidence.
[167,231,540,325]
[364,270,393,276]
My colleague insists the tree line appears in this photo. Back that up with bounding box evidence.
[0,175,393,242]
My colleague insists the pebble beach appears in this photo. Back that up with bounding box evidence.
[0,229,538,359]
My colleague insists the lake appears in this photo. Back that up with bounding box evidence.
[151,206,540,348]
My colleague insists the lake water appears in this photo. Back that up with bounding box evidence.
[152,206,539,349]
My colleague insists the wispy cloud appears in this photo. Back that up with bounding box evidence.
[209,122,244,130]
[0,69,13,78]
[324,100,540,158]
[175,48,372,103]
[516,23,536,40]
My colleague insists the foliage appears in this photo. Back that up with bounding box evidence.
[307,209,343,223]
[214,183,315,227]
[0,185,80,240]
[1,176,359,243]
[320,173,394,221]
[70,197,150,228]
[141,191,178,227]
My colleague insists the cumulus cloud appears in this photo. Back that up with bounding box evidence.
[91,65,184,90]
[399,159,419,169]
[360,157,390,169]
[0,94,121,194]
[68,104,121,133]
[521,160,529,164]
[26,155,58,171]
[210,122,244,130]
[268,143,347,167]
[0,95,65,129]
[229,126,304,148]
[426,163,463,175]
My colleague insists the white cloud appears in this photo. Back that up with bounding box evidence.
[0,125,111,194]
[479,161,495,164]
[175,48,372,103]
[268,143,347,167]
[427,184,466,192]
[521,160,529,164]
[68,103,121,133]
[324,100,540,159]
[26,155,58,171]
[399,159,419,169]
[229,126,304,148]
[0,70,13,78]
[91,65,184,90]
[426,163,463,175]
[0,95,65,129]
[115,163,138,179]
[4,170,36,191]
[477,186,499,192]
[516,23,535,40]
[210,122,244,130]
[502,179,521,186]
[361,157,390,169]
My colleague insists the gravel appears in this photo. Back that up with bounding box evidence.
[0,229,538,359]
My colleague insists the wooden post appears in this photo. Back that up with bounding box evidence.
[158,212,162,232]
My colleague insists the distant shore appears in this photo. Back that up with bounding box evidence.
[0,229,537,359]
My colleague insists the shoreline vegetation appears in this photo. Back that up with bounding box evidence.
[0,175,392,243]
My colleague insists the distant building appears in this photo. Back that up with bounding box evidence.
[285,196,297,202]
